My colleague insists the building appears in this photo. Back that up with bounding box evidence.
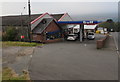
[96,27,108,34]
[30,12,73,43]
[32,18,62,43]
[1,12,73,42]
[1,12,101,42]
[1,14,45,41]
[1,13,66,31]
[84,24,97,32]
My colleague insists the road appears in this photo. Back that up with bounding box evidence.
[29,34,118,80]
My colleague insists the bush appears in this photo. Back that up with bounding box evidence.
[2,26,17,41]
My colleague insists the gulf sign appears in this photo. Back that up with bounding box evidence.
[57,21,102,25]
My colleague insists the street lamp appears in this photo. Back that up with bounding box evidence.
[21,7,25,16]
[21,7,25,28]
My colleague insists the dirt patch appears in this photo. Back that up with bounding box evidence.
[3,46,36,76]
[17,47,35,56]
[2,67,30,80]
[3,47,35,66]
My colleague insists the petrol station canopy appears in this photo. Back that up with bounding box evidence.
[57,20,102,25]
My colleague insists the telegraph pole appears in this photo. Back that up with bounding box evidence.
[28,0,31,42]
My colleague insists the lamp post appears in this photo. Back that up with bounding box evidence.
[21,7,25,30]
[21,7,25,17]
[28,0,31,42]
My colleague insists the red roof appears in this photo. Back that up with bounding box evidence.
[58,13,68,21]
[31,12,58,24]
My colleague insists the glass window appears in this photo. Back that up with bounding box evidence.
[46,31,61,40]
[46,32,61,40]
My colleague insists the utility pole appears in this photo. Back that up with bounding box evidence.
[79,24,82,42]
[28,0,31,42]
[79,24,84,42]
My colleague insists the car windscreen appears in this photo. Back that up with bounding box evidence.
[68,35,74,37]
[88,33,94,35]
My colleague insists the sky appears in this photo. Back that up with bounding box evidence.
[0,0,119,2]
[0,0,119,21]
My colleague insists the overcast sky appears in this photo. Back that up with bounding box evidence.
[0,0,119,21]
[0,0,119,2]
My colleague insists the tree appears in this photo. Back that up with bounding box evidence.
[3,26,17,41]
[106,19,113,23]
[98,19,116,31]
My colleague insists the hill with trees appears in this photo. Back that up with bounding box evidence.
[98,19,119,32]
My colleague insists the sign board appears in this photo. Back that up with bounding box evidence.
[83,21,94,24]
[57,21,101,25]
[21,35,25,39]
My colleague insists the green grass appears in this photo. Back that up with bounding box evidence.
[2,67,30,81]
[2,41,43,47]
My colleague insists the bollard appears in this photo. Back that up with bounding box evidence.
[97,40,103,49]
[96,35,109,49]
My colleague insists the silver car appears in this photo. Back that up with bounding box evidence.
[67,34,78,41]
[87,32,95,40]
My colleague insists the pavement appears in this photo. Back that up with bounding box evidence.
[111,32,120,82]
[2,46,35,75]
[29,34,118,80]
[0,47,2,81]
[111,32,119,51]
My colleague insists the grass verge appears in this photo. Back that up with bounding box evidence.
[2,67,30,81]
[2,41,43,47]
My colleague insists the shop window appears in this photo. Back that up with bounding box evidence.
[46,31,61,40]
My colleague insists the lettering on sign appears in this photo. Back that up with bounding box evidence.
[83,21,93,24]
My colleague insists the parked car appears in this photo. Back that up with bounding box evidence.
[107,28,114,32]
[67,34,78,41]
[87,32,95,40]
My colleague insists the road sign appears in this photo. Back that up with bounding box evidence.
[21,35,25,39]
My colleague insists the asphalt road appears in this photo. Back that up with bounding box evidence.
[29,34,118,80]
